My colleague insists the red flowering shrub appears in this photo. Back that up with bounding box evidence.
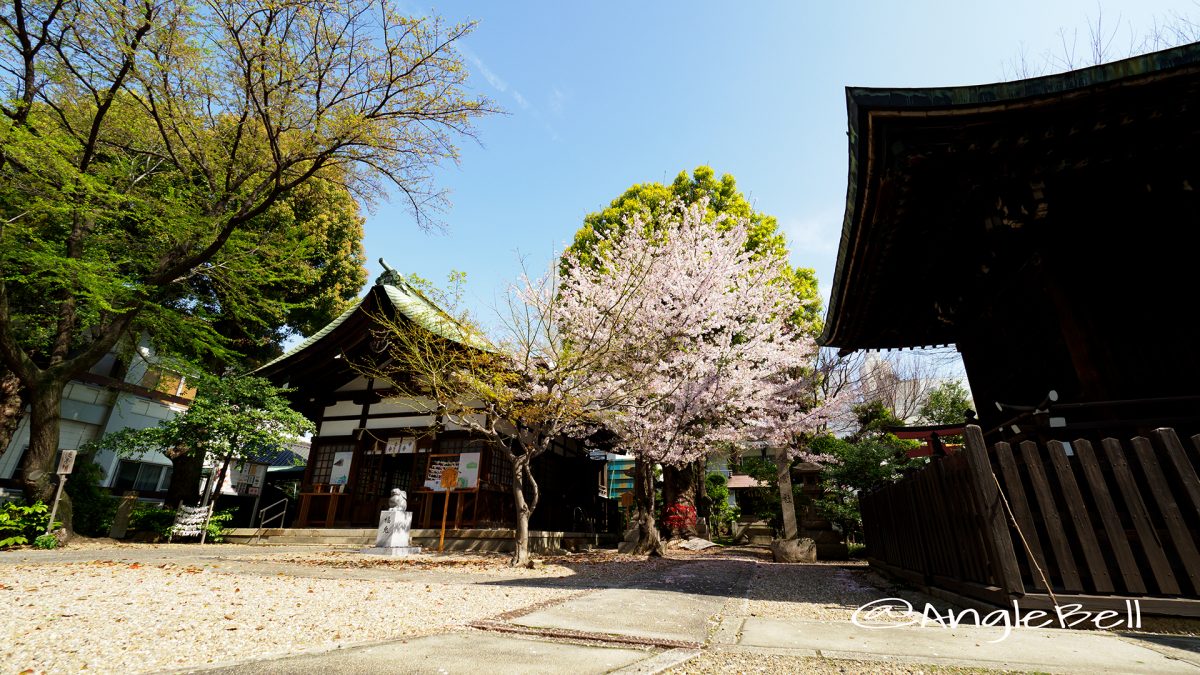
[663,502,697,533]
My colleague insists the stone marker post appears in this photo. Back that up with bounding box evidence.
[775,447,798,540]
[108,492,139,539]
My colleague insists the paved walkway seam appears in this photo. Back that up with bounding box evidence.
[609,647,702,674]
[469,620,703,650]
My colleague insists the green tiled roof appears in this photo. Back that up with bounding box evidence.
[254,302,359,372]
[255,261,491,373]
[380,282,492,351]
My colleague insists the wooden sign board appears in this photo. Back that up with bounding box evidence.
[56,450,77,475]
[423,453,480,491]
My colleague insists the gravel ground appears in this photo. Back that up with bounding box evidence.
[0,547,665,674]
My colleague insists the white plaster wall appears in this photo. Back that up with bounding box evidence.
[318,419,359,437]
[370,398,437,415]
[322,400,362,417]
[364,415,434,430]
[335,376,371,392]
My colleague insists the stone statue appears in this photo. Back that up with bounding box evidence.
[365,488,420,556]
[388,488,407,512]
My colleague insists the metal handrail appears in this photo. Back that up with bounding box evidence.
[252,498,288,544]
[572,506,594,534]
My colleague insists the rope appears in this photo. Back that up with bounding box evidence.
[991,470,1061,608]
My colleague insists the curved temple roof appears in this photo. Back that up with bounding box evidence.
[820,41,1200,352]
[255,260,491,375]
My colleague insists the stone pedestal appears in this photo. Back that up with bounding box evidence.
[362,509,421,556]
[771,537,817,563]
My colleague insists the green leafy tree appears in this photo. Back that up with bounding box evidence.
[810,408,924,541]
[89,375,313,508]
[704,473,738,537]
[149,179,366,507]
[918,380,975,425]
[0,0,492,526]
[849,400,906,441]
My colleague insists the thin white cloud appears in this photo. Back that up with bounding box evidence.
[549,88,566,116]
[458,43,557,140]
[458,44,508,93]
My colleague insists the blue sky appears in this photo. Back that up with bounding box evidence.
[359,0,1193,329]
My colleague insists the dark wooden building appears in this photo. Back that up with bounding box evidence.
[821,42,1200,440]
[826,44,1200,616]
[256,266,610,533]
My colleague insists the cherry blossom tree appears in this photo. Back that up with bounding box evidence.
[557,200,837,555]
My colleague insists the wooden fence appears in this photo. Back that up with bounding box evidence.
[861,425,1200,616]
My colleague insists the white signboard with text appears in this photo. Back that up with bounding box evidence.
[423,452,480,491]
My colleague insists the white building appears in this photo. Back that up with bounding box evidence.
[0,345,192,496]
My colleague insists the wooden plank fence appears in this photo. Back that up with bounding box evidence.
[861,425,1200,616]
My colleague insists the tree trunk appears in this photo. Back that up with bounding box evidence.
[0,364,26,458]
[631,456,664,556]
[202,453,234,508]
[509,454,532,567]
[165,448,204,508]
[662,462,699,539]
[20,378,74,537]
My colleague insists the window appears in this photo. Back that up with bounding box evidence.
[113,460,166,493]
[310,442,353,484]
[488,448,513,489]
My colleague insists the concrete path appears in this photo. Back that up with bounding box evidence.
[509,559,754,645]
[200,631,657,674]
[726,616,1200,674]
[191,552,1200,674]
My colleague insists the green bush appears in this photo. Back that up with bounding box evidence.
[205,508,235,543]
[809,432,925,542]
[65,458,118,537]
[0,501,59,548]
[129,503,177,538]
[34,533,59,550]
[705,473,739,537]
[127,504,236,543]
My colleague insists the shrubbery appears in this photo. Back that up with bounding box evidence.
[0,501,59,548]
[65,458,118,537]
[704,473,739,537]
[127,503,235,542]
